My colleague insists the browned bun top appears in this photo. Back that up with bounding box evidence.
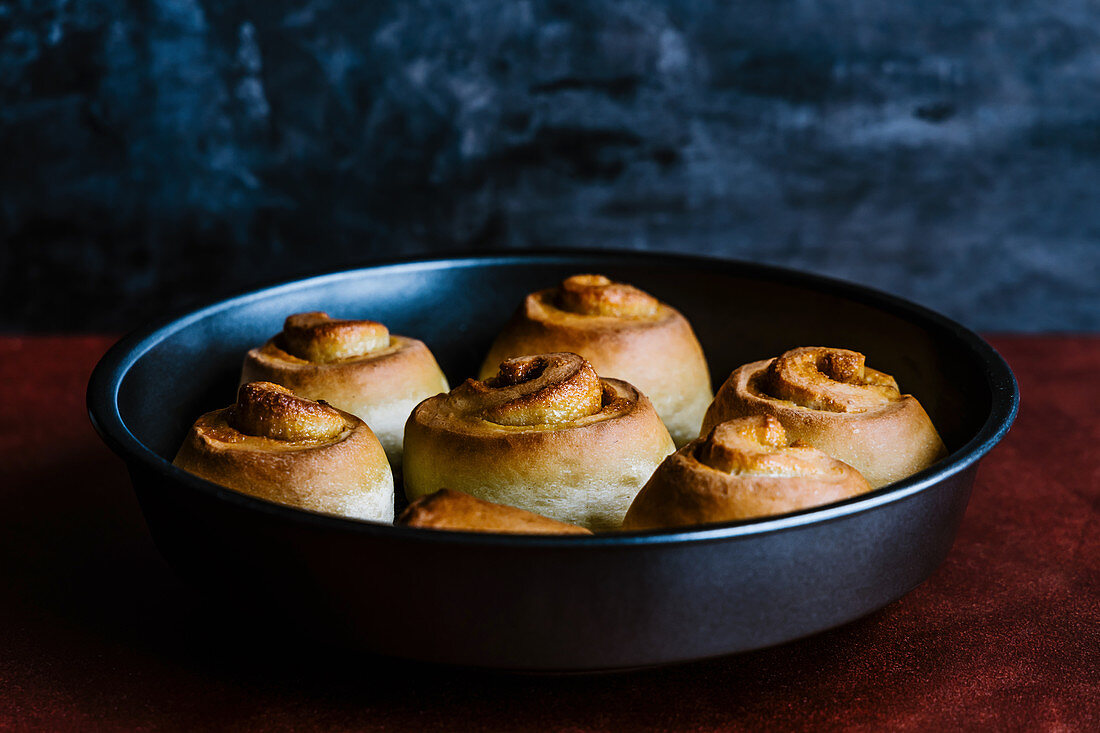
[436,352,637,434]
[229,381,346,442]
[469,353,604,426]
[692,415,853,478]
[173,381,394,520]
[526,274,672,328]
[270,311,393,364]
[205,381,355,448]
[758,347,901,412]
[397,489,593,535]
[623,415,872,530]
[695,414,805,473]
[555,274,660,318]
[280,311,390,363]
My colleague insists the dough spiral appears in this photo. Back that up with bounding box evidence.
[623,414,873,529]
[404,352,675,530]
[702,347,947,488]
[173,381,394,521]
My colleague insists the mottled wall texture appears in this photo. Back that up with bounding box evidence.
[2,0,1097,330]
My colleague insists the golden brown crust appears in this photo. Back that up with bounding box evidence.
[622,415,873,530]
[702,347,948,488]
[556,274,659,317]
[397,489,592,535]
[230,381,345,442]
[173,382,394,521]
[240,312,449,471]
[478,274,712,447]
[281,311,390,363]
[404,353,676,531]
[761,347,901,411]
[475,354,604,425]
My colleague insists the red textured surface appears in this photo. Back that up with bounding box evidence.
[0,335,1097,731]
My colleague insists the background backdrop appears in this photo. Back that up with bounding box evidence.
[2,0,1097,331]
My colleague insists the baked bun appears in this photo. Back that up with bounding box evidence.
[398,489,592,535]
[623,415,872,530]
[404,352,676,530]
[702,347,947,488]
[173,381,394,521]
[240,312,449,472]
[479,274,712,447]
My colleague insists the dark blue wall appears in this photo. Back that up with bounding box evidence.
[2,0,1097,330]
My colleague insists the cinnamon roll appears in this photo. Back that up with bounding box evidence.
[173,381,394,521]
[240,312,449,472]
[404,352,676,530]
[398,489,592,535]
[479,274,712,447]
[623,415,872,529]
[702,347,947,488]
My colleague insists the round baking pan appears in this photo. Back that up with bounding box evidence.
[87,252,1017,672]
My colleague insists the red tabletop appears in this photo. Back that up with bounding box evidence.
[1,335,1097,731]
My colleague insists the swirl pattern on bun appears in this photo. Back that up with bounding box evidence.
[241,312,449,472]
[404,352,676,530]
[479,274,712,447]
[398,489,592,535]
[173,381,394,521]
[623,415,872,530]
[702,347,947,488]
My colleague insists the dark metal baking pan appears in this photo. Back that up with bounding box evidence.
[87,252,1018,671]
